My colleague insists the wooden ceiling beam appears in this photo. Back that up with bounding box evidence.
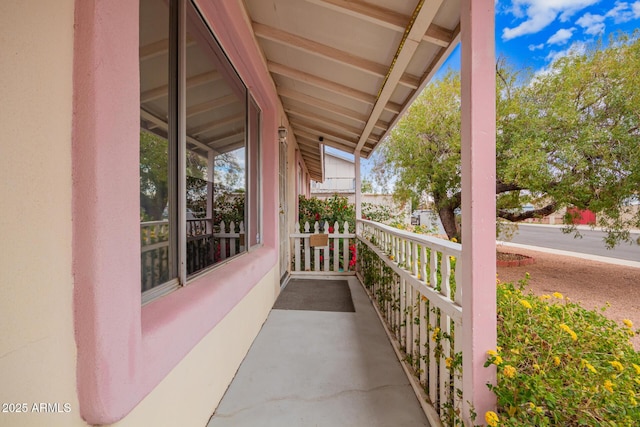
[253,22,419,89]
[295,129,364,155]
[279,87,389,132]
[139,37,197,61]
[140,70,220,103]
[186,94,239,119]
[292,120,358,148]
[269,61,401,114]
[190,112,245,137]
[285,108,363,139]
[141,108,218,155]
[305,0,453,47]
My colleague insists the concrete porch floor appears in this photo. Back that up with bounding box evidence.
[207,276,430,427]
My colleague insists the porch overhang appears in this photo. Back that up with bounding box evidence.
[243,0,461,181]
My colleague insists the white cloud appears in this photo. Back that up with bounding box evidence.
[528,43,545,50]
[576,12,606,35]
[547,27,576,45]
[502,0,601,41]
[544,41,587,63]
[604,1,640,22]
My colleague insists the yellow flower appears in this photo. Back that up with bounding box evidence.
[487,349,498,357]
[450,237,458,243]
[633,364,640,375]
[610,361,624,372]
[450,255,456,261]
[582,359,597,373]
[540,294,551,300]
[553,292,564,299]
[604,379,614,393]
[519,300,532,309]
[623,319,633,328]
[389,255,394,261]
[445,357,453,369]
[485,410,499,427]
[510,348,520,355]
[553,356,561,366]
[431,327,440,341]
[493,355,503,366]
[559,323,577,341]
[503,365,516,378]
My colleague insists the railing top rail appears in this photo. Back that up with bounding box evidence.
[357,219,462,255]
[140,220,169,227]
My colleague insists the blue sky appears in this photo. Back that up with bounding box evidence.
[440,0,640,75]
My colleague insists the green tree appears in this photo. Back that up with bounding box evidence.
[376,32,640,246]
[140,130,169,220]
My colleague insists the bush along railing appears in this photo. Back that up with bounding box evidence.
[291,220,356,274]
[356,219,464,426]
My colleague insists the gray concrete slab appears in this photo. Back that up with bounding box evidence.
[207,276,430,427]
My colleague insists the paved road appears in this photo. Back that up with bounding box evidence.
[499,224,640,262]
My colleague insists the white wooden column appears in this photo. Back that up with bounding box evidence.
[460,0,497,422]
[354,150,362,222]
[206,150,215,234]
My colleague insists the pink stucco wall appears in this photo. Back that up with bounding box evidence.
[72,0,279,423]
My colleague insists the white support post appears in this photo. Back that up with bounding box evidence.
[206,150,215,234]
[354,150,362,222]
[461,0,497,423]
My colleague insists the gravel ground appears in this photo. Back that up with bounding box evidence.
[496,246,640,351]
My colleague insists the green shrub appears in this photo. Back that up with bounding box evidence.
[486,276,640,426]
[298,195,394,231]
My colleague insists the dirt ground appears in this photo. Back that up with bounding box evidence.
[496,246,640,351]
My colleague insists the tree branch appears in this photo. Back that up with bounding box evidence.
[498,201,558,222]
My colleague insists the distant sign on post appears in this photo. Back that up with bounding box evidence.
[309,233,329,247]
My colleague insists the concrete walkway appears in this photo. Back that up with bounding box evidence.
[207,276,430,427]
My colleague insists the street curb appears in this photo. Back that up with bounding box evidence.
[497,241,640,269]
[513,222,640,234]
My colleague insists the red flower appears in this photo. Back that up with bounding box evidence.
[315,213,320,221]
[320,255,324,262]
[328,226,335,233]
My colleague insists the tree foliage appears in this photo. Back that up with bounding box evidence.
[375,32,640,246]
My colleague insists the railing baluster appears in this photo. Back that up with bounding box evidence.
[343,222,350,271]
[294,222,301,272]
[441,253,451,299]
[229,221,237,257]
[220,221,227,261]
[332,221,339,272]
[313,221,320,271]
[429,303,438,407]
[419,295,427,386]
[304,222,311,271]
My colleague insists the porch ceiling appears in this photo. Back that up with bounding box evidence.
[243,0,461,181]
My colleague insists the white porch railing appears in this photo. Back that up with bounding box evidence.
[140,219,245,290]
[356,219,463,425]
[290,221,356,275]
